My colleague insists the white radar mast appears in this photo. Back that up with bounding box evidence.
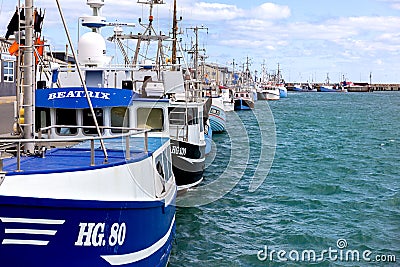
[78,0,108,66]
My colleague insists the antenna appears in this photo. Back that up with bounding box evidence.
[137,0,165,36]
[185,25,208,80]
[81,0,106,32]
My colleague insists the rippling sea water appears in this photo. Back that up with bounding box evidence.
[169,92,400,267]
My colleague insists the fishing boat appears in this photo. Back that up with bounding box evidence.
[342,81,370,92]
[275,64,288,98]
[257,62,285,99]
[234,60,256,109]
[109,0,208,191]
[0,1,176,266]
[320,84,347,92]
[292,83,317,92]
[277,83,288,98]
[234,90,255,110]
[220,86,234,112]
[209,96,227,132]
[260,85,280,100]
[205,86,226,132]
[320,73,347,92]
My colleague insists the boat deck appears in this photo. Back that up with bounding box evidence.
[2,137,168,175]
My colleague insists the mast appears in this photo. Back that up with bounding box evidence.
[244,56,252,86]
[261,60,267,83]
[56,0,109,162]
[277,63,281,83]
[171,0,177,67]
[23,0,35,152]
[186,25,208,81]
[133,0,166,66]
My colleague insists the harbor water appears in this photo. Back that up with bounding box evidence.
[169,92,400,266]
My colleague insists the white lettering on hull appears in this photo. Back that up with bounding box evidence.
[48,91,110,100]
[171,146,187,156]
[74,222,126,247]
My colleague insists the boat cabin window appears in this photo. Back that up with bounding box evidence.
[56,109,78,135]
[168,107,198,125]
[187,108,199,125]
[168,107,185,125]
[35,107,51,133]
[241,93,244,97]
[137,108,164,132]
[83,108,104,135]
[210,107,220,116]
[111,107,129,133]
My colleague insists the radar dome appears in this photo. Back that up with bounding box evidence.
[78,32,107,66]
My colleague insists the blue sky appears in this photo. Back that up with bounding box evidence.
[1,0,400,83]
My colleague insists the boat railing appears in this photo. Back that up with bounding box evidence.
[0,125,150,172]
[45,62,178,73]
[169,124,188,142]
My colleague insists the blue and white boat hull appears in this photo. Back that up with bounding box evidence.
[252,90,258,101]
[279,87,288,98]
[320,86,346,92]
[234,99,254,110]
[209,103,226,132]
[0,138,176,267]
[205,120,213,155]
[0,196,175,267]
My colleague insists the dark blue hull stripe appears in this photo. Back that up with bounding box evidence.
[0,196,175,266]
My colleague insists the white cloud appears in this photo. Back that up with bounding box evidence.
[251,3,291,20]
[379,0,400,9]
[179,2,243,21]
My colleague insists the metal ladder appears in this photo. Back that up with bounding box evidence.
[14,1,36,152]
[169,110,188,141]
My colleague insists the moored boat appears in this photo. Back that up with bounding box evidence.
[261,86,280,100]
[320,73,347,92]
[221,88,234,112]
[277,84,288,98]
[0,1,176,266]
[234,90,255,110]
[293,83,317,92]
[320,85,347,92]
[209,96,227,132]
[220,86,234,112]
[109,0,210,191]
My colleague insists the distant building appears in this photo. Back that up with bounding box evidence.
[0,38,17,97]
[202,63,231,86]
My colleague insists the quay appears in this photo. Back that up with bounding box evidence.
[285,83,400,92]
[0,95,16,104]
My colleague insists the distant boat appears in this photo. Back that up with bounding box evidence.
[257,83,280,100]
[220,86,234,112]
[341,81,371,92]
[320,84,347,92]
[257,62,286,99]
[320,73,347,92]
[262,87,280,100]
[209,97,227,132]
[277,84,288,98]
[293,83,317,92]
[234,90,255,110]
